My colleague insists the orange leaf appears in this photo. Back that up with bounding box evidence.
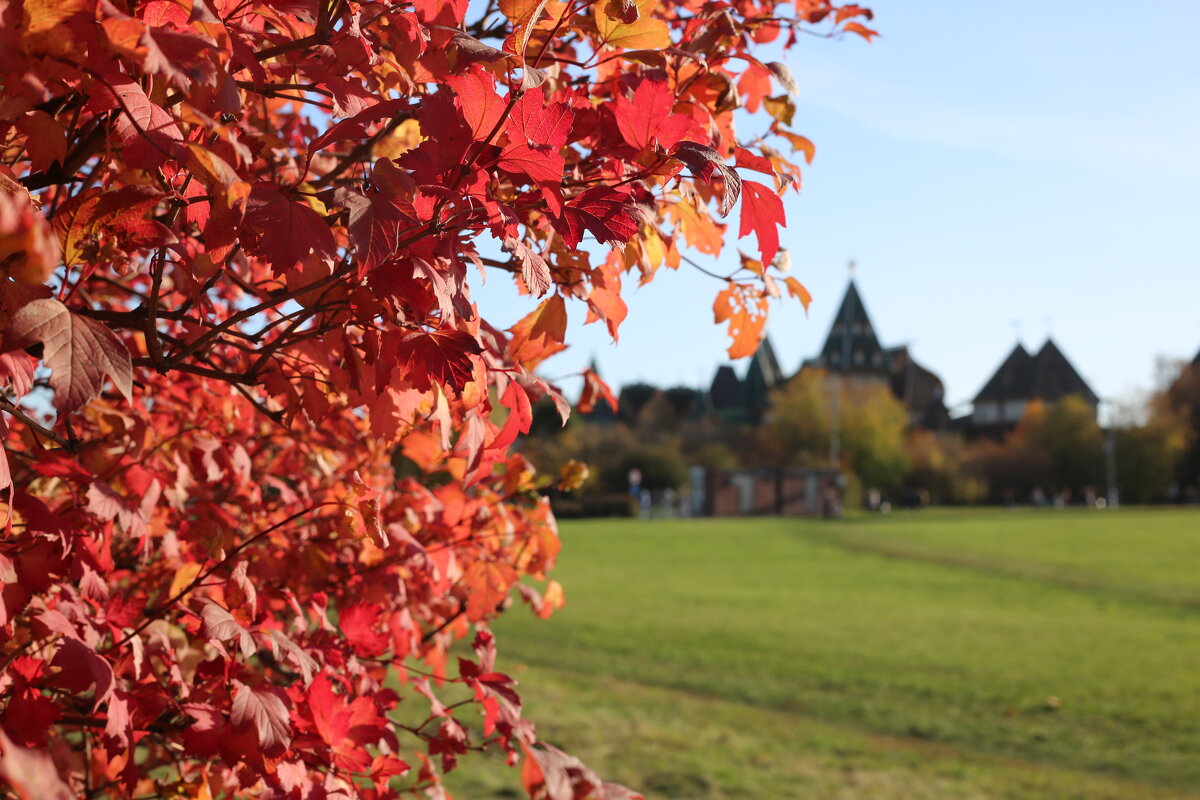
[593,0,669,49]
[463,561,518,621]
[713,283,768,359]
[508,294,567,368]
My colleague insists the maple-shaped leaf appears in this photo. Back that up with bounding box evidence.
[593,0,668,49]
[713,282,769,359]
[242,185,337,275]
[496,143,563,184]
[338,603,391,657]
[230,681,292,753]
[308,674,389,773]
[669,141,741,217]
[6,299,132,416]
[613,79,691,151]
[396,329,482,393]
[88,70,183,169]
[342,190,411,276]
[447,67,506,142]
[738,180,785,268]
[464,560,519,621]
[508,294,567,368]
[557,187,640,249]
[506,90,574,148]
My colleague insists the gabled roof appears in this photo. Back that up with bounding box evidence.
[814,280,888,373]
[1028,339,1099,405]
[746,338,784,389]
[974,339,1097,405]
[974,344,1033,403]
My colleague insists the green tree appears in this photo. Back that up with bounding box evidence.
[763,369,909,492]
[1115,412,1189,502]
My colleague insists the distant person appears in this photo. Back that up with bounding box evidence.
[628,467,642,498]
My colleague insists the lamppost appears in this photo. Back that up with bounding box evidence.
[1100,398,1119,509]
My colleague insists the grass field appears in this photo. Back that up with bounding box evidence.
[444,509,1200,799]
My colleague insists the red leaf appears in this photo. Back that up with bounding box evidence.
[491,379,531,450]
[506,91,574,149]
[49,637,114,710]
[447,67,506,142]
[242,185,337,275]
[734,146,776,177]
[397,329,482,393]
[338,603,390,657]
[230,681,292,753]
[308,99,409,156]
[6,299,132,416]
[613,79,692,151]
[308,674,390,773]
[738,180,785,267]
[88,70,183,169]
[343,190,411,275]
[496,142,563,184]
[557,187,640,248]
[15,111,67,173]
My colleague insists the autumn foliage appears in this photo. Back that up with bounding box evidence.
[0,0,873,796]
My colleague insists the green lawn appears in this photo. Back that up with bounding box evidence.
[444,509,1200,799]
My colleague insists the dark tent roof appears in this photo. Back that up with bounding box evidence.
[663,386,704,419]
[813,280,888,374]
[742,338,785,419]
[709,366,741,410]
[974,339,1097,405]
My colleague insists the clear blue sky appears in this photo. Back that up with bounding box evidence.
[475,1,1200,412]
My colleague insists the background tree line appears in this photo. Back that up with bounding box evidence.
[520,359,1200,510]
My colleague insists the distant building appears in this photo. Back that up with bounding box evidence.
[966,339,1099,436]
[708,339,786,425]
[582,280,1101,442]
[803,280,949,429]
